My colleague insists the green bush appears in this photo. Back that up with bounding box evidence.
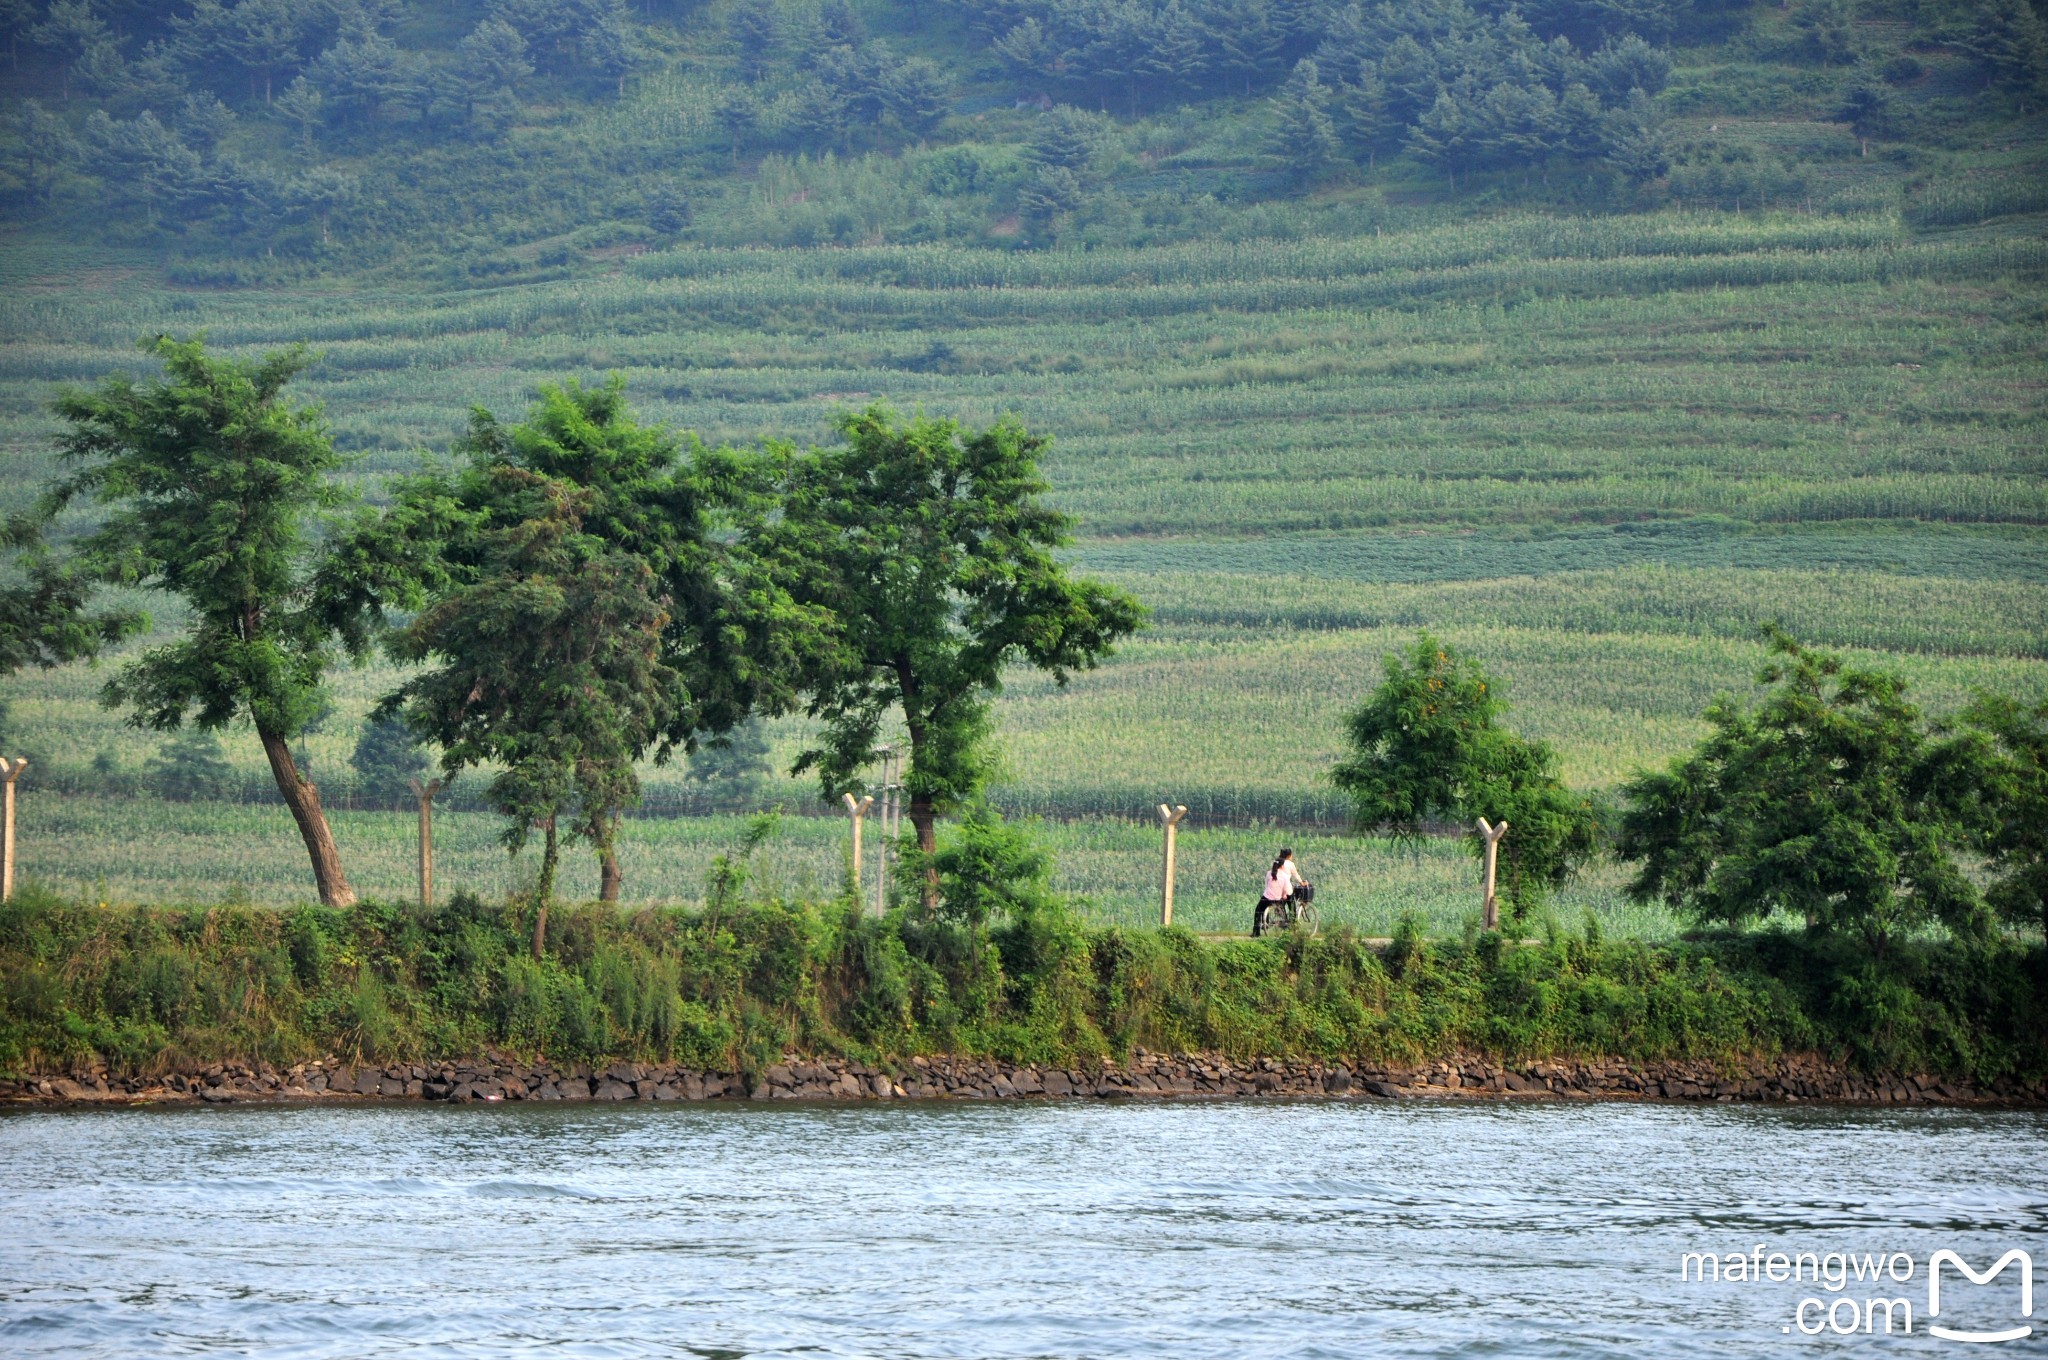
[0,886,2039,1082]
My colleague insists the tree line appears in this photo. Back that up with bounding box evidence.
[3,336,1142,950]
[7,339,2046,959]
[8,0,2044,253]
[1334,630,2048,954]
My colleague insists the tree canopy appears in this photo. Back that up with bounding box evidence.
[1963,692,2048,940]
[1618,630,1986,955]
[1330,633,1598,918]
[380,464,674,950]
[328,377,823,913]
[46,334,359,906]
[769,404,1144,905]
[0,514,143,678]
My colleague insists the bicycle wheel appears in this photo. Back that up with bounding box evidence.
[1295,902,1319,936]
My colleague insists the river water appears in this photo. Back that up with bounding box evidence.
[3,1100,2044,1357]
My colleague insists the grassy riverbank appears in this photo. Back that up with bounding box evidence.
[2,891,2040,1087]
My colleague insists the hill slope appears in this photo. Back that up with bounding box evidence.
[0,0,2043,917]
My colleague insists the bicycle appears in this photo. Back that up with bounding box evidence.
[1257,884,1319,937]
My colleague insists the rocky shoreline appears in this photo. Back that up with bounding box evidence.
[5,1049,2044,1108]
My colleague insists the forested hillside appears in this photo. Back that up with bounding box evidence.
[0,0,2043,268]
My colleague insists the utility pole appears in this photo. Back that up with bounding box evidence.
[0,758,23,901]
[1477,817,1509,932]
[843,791,874,902]
[1156,802,1188,927]
[407,776,445,908]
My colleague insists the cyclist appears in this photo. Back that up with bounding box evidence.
[1253,848,1309,937]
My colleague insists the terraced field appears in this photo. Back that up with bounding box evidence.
[0,204,2042,919]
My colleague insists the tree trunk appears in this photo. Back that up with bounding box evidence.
[258,729,356,907]
[907,788,939,909]
[532,816,558,959]
[898,673,943,909]
[597,813,621,902]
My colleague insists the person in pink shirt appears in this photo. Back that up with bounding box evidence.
[1254,848,1308,937]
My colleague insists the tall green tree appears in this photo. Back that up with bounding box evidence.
[222,0,307,103]
[1963,693,2048,939]
[1331,633,1597,918]
[6,100,80,199]
[438,18,531,133]
[146,727,237,802]
[1333,64,1389,165]
[381,466,674,949]
[682,716,774,806]
[1267,58,1341,182]
[1964,0,2048,93]
[46,336,361,906]
[327,377,820,900]
[714,85,759,163]
[1141,2,1209,96]
[1601,86,1668,180]
[728,0,781,81]
[0,0,36,72]
[30,0,110,101]
[882,56,952,139]
[350,712,431,806]
[1618,630,1986,956]
[1210,0,1284,94]
[771,405,1143,906]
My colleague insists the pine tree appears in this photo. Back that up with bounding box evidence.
[350,713,429,806]
[1586,34,1671,104]
[728,0,780,82]
[1964,0,2048,94]
[1601,85,1668,180]
[1407,87,1473,183]
[1267,58,1340,182]
[0,0,35,72]
[223,0,306,103]
[1026,104,1101,173]
[147,729,238,803]
[1140,1,1208,98]
[274,76,325,151]
[1377,34,1441,124]
[715,85,759,163]
[1469,78,1564,170]
[30,0,111,102]
[1334,64,1387,164]
[883,56,951,139]
[1210,0,1284,94]
[439,18,530,133]
[8,100,77,198]
[784,77,849,150]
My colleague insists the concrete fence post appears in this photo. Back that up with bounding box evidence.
[0,758,23,901]
[843,791,874,905]
[407,776,445,908]
[1477,817,1509,932]
[1157,802,1189,927]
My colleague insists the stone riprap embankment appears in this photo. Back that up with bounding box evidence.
[3,1049,2042,1107]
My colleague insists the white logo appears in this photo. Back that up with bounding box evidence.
[1928,1249,2033,1344]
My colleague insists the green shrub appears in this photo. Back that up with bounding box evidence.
[0,891,2038,1081]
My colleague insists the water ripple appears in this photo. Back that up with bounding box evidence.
[1,1101,2043,1357]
